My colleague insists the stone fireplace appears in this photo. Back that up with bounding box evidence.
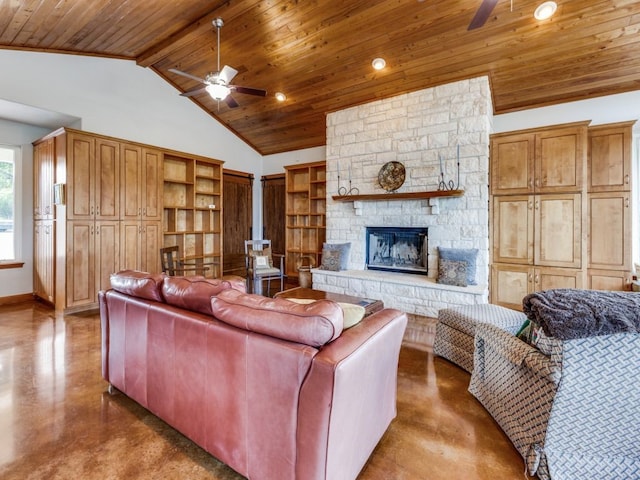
[366,226,428,275]
[312,76,493,341]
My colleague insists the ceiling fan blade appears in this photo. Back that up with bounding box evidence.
[467,0,499,30]
[219,65,238,84]
[180,86,208,97]
[169,68,206,84]
[225,95,239,108]
[231,85,267,97]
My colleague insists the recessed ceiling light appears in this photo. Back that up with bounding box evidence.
[371,58,386,70]
[275,92,286,102]
[534,1,557,20]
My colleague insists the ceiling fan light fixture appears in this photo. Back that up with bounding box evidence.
[534,1,557,20]
[371,58,386,70]
[206,83,230,101]
[275,92,287,102]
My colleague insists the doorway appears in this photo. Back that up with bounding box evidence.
[223,170,253,277]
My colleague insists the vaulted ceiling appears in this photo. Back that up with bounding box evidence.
[1,1,639,155]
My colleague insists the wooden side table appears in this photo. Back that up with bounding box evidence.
[275,287,384,317]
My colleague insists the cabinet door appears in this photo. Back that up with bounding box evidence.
[120,143,142,221]
[492,195,533,264]
[141,148,163,220]
[140,221,162,273]
[95,221,119,292]
[535,126,586,192]
[67,133,95,220]
[95,138,120,220]
[588,123,632,192]
[34,138,55,219]
[34,220,55,303]
[120,221,142,271]
[588,269,631,291]
[491,264,531,310]
[588,192,630,270]
[535,193,582,268]
[66,221,96,306]
[490,133,534,194]
[534,267,584,291]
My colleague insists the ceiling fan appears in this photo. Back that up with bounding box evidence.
[169,17,267,108]
[467,0,501,30]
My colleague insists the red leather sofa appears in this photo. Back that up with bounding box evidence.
[99,270,407,480]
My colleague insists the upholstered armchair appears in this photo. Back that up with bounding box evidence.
[469,317,640,479]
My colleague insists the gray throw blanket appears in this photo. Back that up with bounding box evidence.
[523,289,640,340]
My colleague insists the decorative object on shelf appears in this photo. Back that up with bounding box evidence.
[378,161,405,192]
[438,145,460,191]
[336,159,360,196]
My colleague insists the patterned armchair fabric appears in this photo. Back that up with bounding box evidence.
[469,322,640,479]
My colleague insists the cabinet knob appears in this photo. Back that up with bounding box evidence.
[528,273,533,283]
[625,197,630,208]
[625,174,630,185]
[534,274,540,284]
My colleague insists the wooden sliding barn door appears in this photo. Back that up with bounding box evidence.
[223,170,253,277]
[262,174,286,255]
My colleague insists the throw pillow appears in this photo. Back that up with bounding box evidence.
[248,246,273,268]
[437,247,478,285]
[253,255,270,269]
[436,259,468,287]
[320,249,341,271]
[322,242,351,270]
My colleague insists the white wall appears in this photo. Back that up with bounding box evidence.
[262,146,326,175]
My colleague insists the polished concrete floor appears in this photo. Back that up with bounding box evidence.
[0,301,527,479]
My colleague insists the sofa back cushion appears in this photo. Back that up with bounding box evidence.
[110,270,165,302]
[211,289,344,347]
[162,276,242,316]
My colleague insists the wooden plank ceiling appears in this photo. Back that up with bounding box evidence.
[1,0,639,155]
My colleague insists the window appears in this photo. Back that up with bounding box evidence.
[0,145,19,261]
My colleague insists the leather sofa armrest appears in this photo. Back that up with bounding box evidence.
[296,308,408,480]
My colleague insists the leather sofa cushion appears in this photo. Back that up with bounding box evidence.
[110,270,165,303]
[211,289,344,347]
[162,276,241,316]
[285,298,366,329]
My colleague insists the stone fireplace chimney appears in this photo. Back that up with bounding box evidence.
[325,76,492,285]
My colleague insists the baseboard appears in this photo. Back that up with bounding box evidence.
[0,293,36,306]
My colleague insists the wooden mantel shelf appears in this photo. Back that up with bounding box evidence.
[331,189,464,202]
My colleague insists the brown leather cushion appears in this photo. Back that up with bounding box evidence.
[211,289,344,347]
[110,270,165,303]
[162,276,240,316]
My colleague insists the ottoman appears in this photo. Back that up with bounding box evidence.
[433,304,526,373]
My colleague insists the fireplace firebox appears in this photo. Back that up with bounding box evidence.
[365,227,428,275]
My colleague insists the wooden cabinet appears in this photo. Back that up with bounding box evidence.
[65,220,119,308]
[163,154,223,278]
[491,264,585,311]
[34,127,224,313]
[66,132,120,220]
[491,120,635,306]
[587,122,633,192]
[493,193,583,268]
[33,220,55,304]
[490,122,588,309]
[285,161,326,278]
[120,144,163,274]
[586,121,635,289]
[120,144,163,221]
[491,122,588,195]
